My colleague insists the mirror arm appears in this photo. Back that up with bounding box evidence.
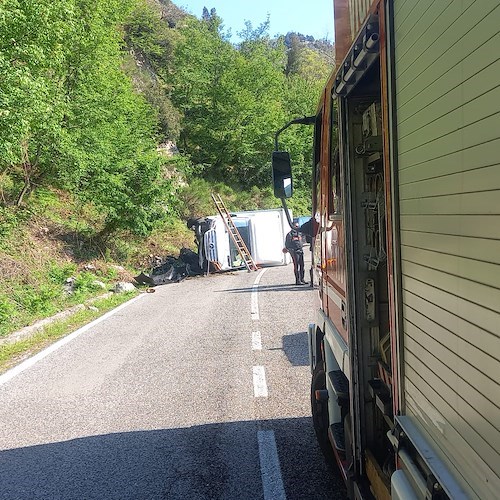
[274,115,316,150]
[274,123,290,151]
[273,115,316,229]
[280,197,295,229]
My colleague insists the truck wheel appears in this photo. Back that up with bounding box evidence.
[311,364,333,460]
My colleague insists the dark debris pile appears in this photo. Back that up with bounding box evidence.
[134,248,203,286]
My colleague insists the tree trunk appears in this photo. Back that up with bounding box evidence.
[16,176,30,207]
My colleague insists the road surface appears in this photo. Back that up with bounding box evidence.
[0,255,346,499]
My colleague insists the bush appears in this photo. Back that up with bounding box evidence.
[73,272,102,296]
[0,295,16,333]
[48,263,78,285]
[32,188,61,211]
[178,179,281,220]
[13,284,59,316]
[177,178,215,219]
[0,207,28,243]
[101,266,118,281]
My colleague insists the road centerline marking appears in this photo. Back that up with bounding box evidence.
[251,268,267,321]
[253,365,268,397]
[257,430,287,500]
[252,331,262,350]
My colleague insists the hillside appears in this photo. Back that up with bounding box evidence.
[0,0,334,341]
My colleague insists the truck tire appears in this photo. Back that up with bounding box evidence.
[311,363,334,461]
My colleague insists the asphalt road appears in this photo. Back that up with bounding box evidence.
[0,253,346,499]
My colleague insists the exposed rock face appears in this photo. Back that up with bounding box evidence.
[157,141,179,157]
[153,0,186,27]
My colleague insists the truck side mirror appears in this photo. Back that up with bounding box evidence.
[272,151,293,199]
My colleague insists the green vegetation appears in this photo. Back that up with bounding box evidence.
[0,0,333,342]
[0,291,137,373]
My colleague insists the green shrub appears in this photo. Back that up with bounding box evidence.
[48,263,78,284]
[105,267,118,280]
[32,188,61,211]
[0,295,16,333]
[13,285,59,316]
[0,207,23,242]
[73,272,102,295]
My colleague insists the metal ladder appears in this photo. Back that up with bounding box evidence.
[211,193,258,272]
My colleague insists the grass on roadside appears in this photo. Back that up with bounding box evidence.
[0,291,138,374]
[0,191,194,338]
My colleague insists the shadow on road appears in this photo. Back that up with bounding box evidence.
[221,283,314,294]
[0,417,346,500]
[282,332,310,367]
[267,332,310,367]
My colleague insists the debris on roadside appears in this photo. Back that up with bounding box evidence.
[133,247,203,287]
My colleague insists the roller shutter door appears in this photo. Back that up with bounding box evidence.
[393,0,500,497]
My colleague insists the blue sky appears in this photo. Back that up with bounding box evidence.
[176,0,335,42]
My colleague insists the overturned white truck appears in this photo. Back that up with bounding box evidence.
[191,208,292,272]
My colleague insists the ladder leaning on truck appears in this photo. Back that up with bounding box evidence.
[272,1,500,498]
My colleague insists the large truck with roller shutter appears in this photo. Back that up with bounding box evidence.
[272,1,500,498]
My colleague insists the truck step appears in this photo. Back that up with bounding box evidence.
[368,378,392,417]
[328,370,349,401]
[376,392,392,416]
[329,422,346,453]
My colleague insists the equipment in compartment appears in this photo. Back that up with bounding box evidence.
[356,102,383,169]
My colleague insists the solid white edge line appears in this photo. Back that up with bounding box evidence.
[257,430,287,500]
[0,293,146,386]
[252,365,268,397]
[251,268,268,321]
[252,331,262,351]
[254,268,267,286]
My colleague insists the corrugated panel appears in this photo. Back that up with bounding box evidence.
[404,379,499,496]
[393,0,500,497]
[400,216,500,241]
[348,0,373,39]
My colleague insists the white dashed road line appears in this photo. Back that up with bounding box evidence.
[253,365,268,397]
[258,430,287,500]
[252,331,262,351]
[250,268,286,498]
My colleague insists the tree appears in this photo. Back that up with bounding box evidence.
[169,16,288,187]
[0,0,174,236]
[0,0,77,204]
[285,33,303,76]
[201,7,221,34]
[123,1,182,141]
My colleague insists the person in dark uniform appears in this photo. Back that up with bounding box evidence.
[285,223,307,285]
[297,217,316,287]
